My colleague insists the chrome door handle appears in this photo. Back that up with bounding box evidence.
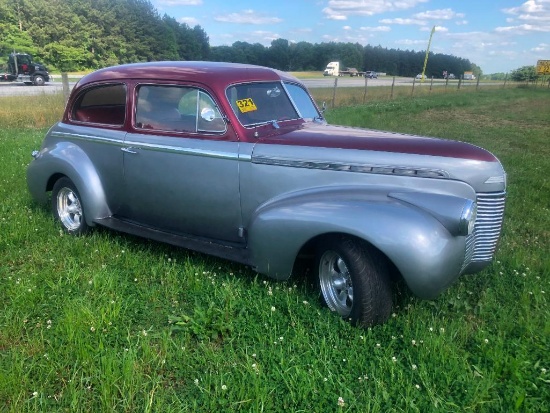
[121,147,138,154]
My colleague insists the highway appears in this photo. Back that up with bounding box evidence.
[0,76,480,97]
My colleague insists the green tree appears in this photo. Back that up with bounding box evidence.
[510,65,537,81]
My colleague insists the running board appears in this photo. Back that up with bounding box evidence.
[95,217,251,266]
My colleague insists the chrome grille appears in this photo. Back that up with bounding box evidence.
[471,191,506,262]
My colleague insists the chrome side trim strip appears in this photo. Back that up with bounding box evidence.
[251,155,449,179]
[51,131,124,146]
[123,140,239,161]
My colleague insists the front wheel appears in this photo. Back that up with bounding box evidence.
[316,237,392,327]
[33,75,46,86]
[51,177,89,235]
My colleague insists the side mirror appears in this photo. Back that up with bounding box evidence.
[200,107,216,122]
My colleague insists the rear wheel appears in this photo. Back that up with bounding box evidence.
[316,237,392,327]
[51,177,89,235]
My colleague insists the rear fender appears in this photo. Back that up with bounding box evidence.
[27,141,111,226]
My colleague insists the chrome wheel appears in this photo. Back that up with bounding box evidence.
[56,187,83,231]
[318,250,353,317]
[33,75,45,86]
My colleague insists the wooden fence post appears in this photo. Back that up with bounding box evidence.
[391,76,395,99]
[331,77,338,108]
[62,73,70,102]
[363,76,368,104]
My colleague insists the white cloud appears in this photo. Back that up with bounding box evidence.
[157,0,202,5]
[323,0,428,20]
[379,18,427,26]
[531,42,549,52]
[419,25,448,32]
[395,39,429,45]
[495,23,550,33]
[500,0,550,31]
[359,26,391,32]
[214,9,283,25]
[177,17,199,26]
[503,0,549,15]
[413,8,465,20]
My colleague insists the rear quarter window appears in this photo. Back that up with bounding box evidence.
[71,84,127,126]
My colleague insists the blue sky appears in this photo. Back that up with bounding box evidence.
[151,0,550,74]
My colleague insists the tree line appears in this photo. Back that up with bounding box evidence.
[1,0,481,77]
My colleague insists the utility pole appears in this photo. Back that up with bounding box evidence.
[420,26,436,82]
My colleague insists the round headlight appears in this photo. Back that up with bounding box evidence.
[459,200,477,236]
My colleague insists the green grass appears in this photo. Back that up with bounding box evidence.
[1,88,549,412]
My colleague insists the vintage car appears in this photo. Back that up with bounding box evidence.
[26,61,506,327]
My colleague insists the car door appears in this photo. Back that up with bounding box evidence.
[120,84,243,243]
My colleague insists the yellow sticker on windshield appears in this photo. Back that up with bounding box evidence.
[236,98,257,113]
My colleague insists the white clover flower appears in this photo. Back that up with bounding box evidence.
[338,397,345,407]
[194,379,199,385]
[392,356,397,362]
[412,364,417,370]
[271,306,276,312]
[415,384,421,390]
[32,391,38,398]
[484,339,489,344]
[221,384,227,391]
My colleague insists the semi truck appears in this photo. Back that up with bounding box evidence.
[0,52,51,85]
[323,61,365,77]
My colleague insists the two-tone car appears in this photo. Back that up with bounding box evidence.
[27,61,506,327]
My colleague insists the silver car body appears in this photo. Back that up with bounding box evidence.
[27,61,506,300]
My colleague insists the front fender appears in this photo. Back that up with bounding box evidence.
[247,186,472,299]
[27,141,111,225]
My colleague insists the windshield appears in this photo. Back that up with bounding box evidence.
[226,81,320,127]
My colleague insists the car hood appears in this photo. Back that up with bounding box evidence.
[255,122,497,162]
[251,122,506,193]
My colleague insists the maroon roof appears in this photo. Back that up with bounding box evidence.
[75,61,299,89]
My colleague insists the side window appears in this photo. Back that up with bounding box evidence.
[71,84,126,126]
[197,91,226,133]
[284,83,320,120]
[135,85,226,134]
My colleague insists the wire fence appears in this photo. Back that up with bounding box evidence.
[310,74,550,109]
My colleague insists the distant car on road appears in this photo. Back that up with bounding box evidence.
[364,71,378,79]
[27,61,506,328]
[416,73,423,79]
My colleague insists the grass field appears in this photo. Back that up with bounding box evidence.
[1,88,549,412]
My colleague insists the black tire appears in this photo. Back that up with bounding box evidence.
[33,75,45,86]
[315,237,392,327]
[51,177,89,236]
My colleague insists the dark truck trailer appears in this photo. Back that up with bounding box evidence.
[1,53,51,85]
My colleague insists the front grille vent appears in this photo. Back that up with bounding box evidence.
[471,191,506,262]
